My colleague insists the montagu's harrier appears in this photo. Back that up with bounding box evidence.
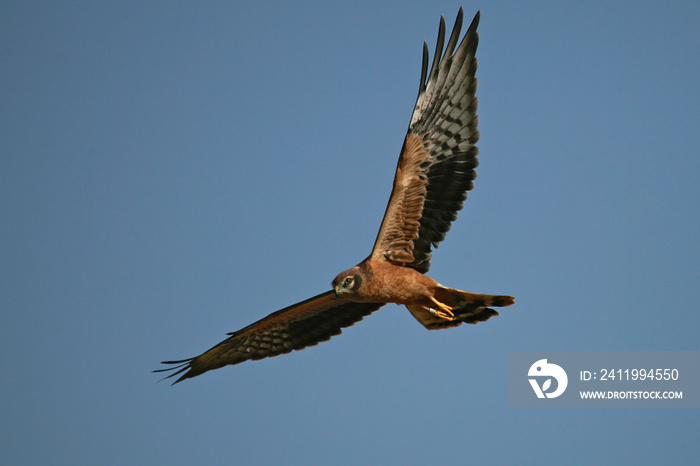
[156,8,514,384]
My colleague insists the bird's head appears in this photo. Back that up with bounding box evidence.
[332,266,364,298]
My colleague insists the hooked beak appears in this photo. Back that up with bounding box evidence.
[334,284,341,297]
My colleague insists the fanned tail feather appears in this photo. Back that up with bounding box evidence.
[407,286,514,330]
[435,287,515,309]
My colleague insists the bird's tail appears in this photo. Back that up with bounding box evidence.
[407,286,514,330]
[435,286,515,309]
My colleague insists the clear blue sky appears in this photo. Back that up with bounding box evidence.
[2,1,699,464]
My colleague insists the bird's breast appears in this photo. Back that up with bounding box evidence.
[358,260,437,304]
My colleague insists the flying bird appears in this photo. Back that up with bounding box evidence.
[156,8,514,384]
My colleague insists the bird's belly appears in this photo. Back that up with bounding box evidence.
[357,263,438,305]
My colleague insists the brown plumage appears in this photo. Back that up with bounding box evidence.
[156,8,514,385]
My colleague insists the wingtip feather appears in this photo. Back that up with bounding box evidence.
[153,359,195,385]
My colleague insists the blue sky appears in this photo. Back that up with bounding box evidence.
[2,0,699,464]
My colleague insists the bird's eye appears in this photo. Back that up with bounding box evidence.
[344,277,354,287]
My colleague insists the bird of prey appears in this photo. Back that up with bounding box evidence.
[156,8,514,384]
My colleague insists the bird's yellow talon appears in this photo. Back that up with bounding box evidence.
[429,296,454,316]
[432,310,456,321]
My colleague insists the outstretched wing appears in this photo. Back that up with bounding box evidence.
[155,291,383,384]
[370,8,481,273]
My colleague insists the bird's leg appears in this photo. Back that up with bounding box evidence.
[428,296,454,320]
